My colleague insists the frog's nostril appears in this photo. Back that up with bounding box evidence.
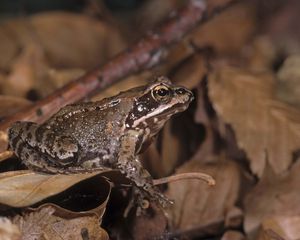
[176,88,185,95]
[175,88,194,101]
[175,88,189,95]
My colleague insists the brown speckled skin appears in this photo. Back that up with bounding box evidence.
[9,77,193,207]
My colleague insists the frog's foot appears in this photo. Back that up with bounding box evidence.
[124,183,174,217]
[142,184,173,208]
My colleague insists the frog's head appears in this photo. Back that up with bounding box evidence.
[126,76,194,136]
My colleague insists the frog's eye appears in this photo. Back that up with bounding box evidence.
[152,85,171,103]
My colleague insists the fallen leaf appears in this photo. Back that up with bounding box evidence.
[91,72,150,102]
[14,205,109,240]
[221,230,245,240]
[191,83,217,163]
[171,53,208,89]
[0,217,21,240]
[12,175,113,239]
[134,0,185,37]
[160,39,196,75]
[159,121,182,176]
[277,54,300,107]
[144,106,205,177]
[258,216,300,240]
[32,12,126,69]
[245,36,277,72]
[244,161,300,237]
[1,43,49,98]
[166,159,241,233]
[263,0,300,57]
[257,229,286,240]
[131,206,167,240]
[209,66,300,177]
[189,2,257,55]
[0,151,14,163]
[0,95,31,119]
[0,12,126,71]
[47,68,85,89]
[225,206,243,229]
[0,170,114,207]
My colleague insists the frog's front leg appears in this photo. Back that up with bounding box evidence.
[117,129,172,208]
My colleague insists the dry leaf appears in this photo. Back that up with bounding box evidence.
[0,217,21,240]
[140,140,162,181]
[221,230,245,240]
[159,40,196,75]
[0,170,113,207]
[191,84,217,163]
[14,205,109,240]
[0,96,31,119]
[1,43,49,98]
[277,54,300,107]
[154,1,257,83]
[134,0,185,35]
[0,151,14,163]
[245,36,277,72]
[167,159,240,233]
[145,108,204,177]
[257,216,300,240]
[0,12,126,71]
[158,121,182,176]
[31,12,126,69]
[225,206,243,229]
[171,53,208,89]
[131,206,167,240]
[13,175,111,240]
[257,229,286,240]
[263,0,300,56]
[47,68,85,89]
[189,2,257,54]
[91,72,150,102]
[0,12,127,98]
[209,66,300,177]
[244,161,300,237]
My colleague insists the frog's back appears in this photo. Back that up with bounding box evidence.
[42,99,133,162]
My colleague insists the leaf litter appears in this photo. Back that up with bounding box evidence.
[0,0,300,239]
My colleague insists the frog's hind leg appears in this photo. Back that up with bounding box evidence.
[8,121,39,157]
[8,121,80,173]
[8,121,56,172]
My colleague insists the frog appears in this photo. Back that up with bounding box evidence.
[8,76,193,209]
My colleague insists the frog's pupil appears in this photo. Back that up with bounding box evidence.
[157,88,169,96]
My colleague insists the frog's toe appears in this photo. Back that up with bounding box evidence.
[154,192,174,208]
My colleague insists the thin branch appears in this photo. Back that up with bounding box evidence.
[153,172,216,186]
[0,0,207,152]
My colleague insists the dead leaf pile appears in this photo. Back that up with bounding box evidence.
[0,12,126,99]
[0,0,300,239]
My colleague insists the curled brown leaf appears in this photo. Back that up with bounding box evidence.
[0,170,113,207]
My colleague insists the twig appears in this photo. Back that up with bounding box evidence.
[153,172,216,186]
[0,0,207,152]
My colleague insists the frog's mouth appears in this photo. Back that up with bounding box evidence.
[157,102,190,119]
[136,101,192,128]
[131,90,193,128]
